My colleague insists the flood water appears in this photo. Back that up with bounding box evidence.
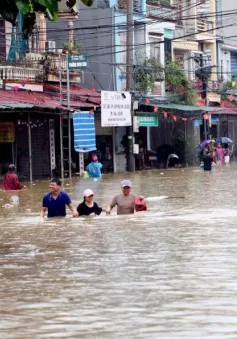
[1,165,237,338]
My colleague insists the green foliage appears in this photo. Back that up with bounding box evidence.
[0,0,93,39]
[63,41,81,52]
[165,61,196,105]
[135,57,164,93]
[135,58,196,105]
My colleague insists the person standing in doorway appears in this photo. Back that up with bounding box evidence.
[138,143,145,170]
[2,164,25,190]
[106,179,135,215]
[41,178,78,218]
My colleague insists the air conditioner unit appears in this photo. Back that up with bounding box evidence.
[45,41,56,52]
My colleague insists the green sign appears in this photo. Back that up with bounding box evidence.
[137,114,158,127]
[68,54,88,70]
[164,29,173,39]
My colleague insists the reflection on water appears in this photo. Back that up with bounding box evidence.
[1,166,237,338]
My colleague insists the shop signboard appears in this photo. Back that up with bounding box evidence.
[68,54,88,70]
[137,114,158,127]
[0,122,15,142]
[101,91,132,127]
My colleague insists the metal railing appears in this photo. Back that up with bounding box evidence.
[146,4,175,20]
[0,65,43,82]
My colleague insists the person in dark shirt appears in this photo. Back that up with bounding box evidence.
[77,189,103,216]
[41,178,78,218]
[203,151,214,171]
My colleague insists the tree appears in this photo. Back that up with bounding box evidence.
[0,0,93,39]
[135,57,196,105]
[165,61,196,106]
[135,57,164,93]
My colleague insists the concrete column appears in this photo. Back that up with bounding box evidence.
[68,20,74,49]
[39,13,46,52]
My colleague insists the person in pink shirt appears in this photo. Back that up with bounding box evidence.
[215,143,224,164]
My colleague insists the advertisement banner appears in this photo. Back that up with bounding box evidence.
[101,91,132,127]
[0,122,15,143]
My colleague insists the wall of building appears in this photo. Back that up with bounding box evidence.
[221,0,237,45]
[47,6,115,91]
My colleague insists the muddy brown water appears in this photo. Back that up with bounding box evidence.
[1,166,237,338]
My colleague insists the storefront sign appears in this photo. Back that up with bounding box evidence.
[0,122,15,143]
[68,54,88,70]
[137,114,158,127]
[101,91,132,127]
[49,119,56,172]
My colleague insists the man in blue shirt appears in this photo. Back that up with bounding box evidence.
[41,178,78,218]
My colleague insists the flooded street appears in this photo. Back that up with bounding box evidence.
[1,166,237,338]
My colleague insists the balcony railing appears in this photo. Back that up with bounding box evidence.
[146,3,175,20]
[0,52,82,84]
[0,65,43,82]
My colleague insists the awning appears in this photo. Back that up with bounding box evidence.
[142,103,222,114]
[0,103,34,109]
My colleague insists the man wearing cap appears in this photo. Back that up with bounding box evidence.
[106,180,136,215]
[2,164,26,190]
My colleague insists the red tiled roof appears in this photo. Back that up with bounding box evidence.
[44,84,101,105]
[0,85,101,111]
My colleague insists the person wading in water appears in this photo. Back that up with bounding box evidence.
[106,180,136,215]
[2,164,26,190]
[41,178,78,218]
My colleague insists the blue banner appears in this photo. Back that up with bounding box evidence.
[72,112,96,153]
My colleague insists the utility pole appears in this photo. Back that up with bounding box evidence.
[126,0,135,172]
[199,54,208,141]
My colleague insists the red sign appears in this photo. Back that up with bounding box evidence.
[196,99,205,106]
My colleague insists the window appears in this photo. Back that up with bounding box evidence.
[149,38,161,60]
[174,52,185,69]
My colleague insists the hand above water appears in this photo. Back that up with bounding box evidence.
[105,206,111,215]
[72,210,79,218]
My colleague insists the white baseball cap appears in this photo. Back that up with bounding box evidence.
[121,179,132,188]
[83,189,94,197]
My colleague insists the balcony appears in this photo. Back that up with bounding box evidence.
[0,65,43,83]
[146,1,175,21]
[45,53,82,83]
[0,52,82,86]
